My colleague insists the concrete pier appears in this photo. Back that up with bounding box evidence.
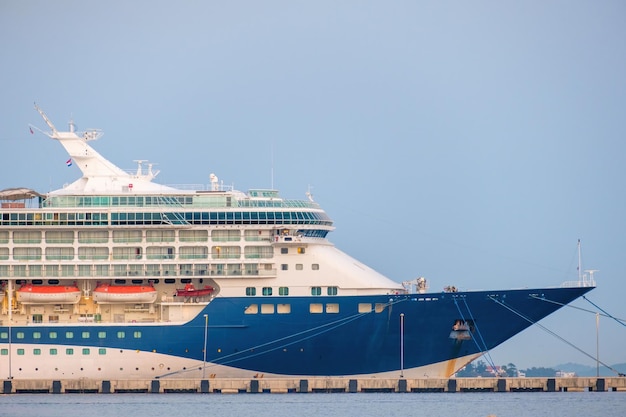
[1,377,625,394]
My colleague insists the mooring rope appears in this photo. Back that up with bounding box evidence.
[489,295,623,376]
[453,297,499,373]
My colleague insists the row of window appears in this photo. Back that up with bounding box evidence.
[42,193,318,209]
[0,211,332,227]
[0,261,320,278]
[242,301,385,314]
[0,229,297,244]
[1,347,106,356]
[245,286,336,296]
[1,330,142,340]
[1,246,307,261]
[0,245,280,261]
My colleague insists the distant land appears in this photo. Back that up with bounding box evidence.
[457,360,626,377]
[555,362,626,377]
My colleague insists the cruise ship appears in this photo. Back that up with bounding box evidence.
[0,105,594,380]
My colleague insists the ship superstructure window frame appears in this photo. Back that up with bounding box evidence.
[279,287,289,296]
[13,247,42,260]
[246,287,256,296]
[327,286,338,296]
[311,287,321,296]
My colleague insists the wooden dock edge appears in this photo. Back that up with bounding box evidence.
[2,377,625,394]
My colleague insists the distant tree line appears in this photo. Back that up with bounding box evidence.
[455,360,558,377]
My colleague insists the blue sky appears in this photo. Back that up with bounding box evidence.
[1,1,624,370]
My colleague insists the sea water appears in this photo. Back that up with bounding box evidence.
[2,392,625,417]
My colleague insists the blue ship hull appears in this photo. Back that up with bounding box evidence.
[1,285,592,378]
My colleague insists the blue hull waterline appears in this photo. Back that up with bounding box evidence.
[0,105,594,380]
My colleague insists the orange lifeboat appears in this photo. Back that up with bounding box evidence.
[16,284,81,304]
[93,283,157,304]
[175,283,214,298]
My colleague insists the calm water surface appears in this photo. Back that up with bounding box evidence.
[2,392,625,417]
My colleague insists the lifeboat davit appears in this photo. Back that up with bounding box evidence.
[16,284,81,304]
[93,283,157,304]
[175,283,214,298]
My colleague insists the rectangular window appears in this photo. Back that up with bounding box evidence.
[99,348,106,355]
[14,248,42,261]
[78,230,108,243]
[358,303,372,313]
[262,287,272,296]
[279,287,289,296]
[112,230,142,243]
[82,331,90,339]
[312,263,319,270]
[82,348,90,355]
[33,331,41,339]
[98,331,107,339]
[296,264,303,270]
[117,331,126,339]
[375,303,386,313]
[180,246,208,259]
[65,331,74,339]
[133,331,142,338]
[281,264,288,270]
[297,247,305,254]
[66,348,74,355]
[49,331,57,339]
[180,230,208,242]
[147,230,175,242]
[261,304,275,314]
[50,348,58,355]
[309,303,323,314]
[245,287,256,296]
[280,248,288,254]
[327,286,338,296]
[17,349,25,355]
[34,348,42,355]
[326,303,339,313]
[1,348,8,355]
[16,332,24,339]
[277,304,291,314]
[311,287,321,296]
[0,332,7,340]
